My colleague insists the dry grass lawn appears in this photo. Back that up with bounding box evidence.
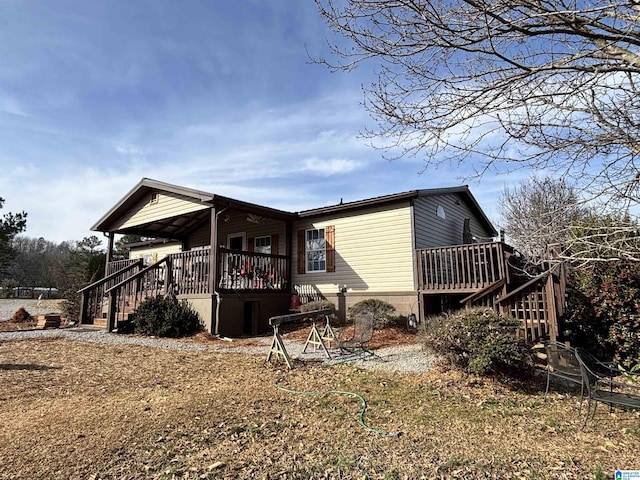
[0,337,638,479]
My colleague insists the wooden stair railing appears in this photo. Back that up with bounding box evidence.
[496,272,559,343]
[460,278,507,308]
[103,256,174,332]
[78,259,144,327]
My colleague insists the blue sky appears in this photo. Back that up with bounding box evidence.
[0,1,522,243]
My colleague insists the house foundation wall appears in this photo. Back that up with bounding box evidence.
[177,294,215,333]
[178,293,291,337]
[217,293,290,337]
[322,291,420,324]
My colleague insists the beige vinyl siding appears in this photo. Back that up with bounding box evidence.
[413,194,494,249]
[184,208,287,253]
[128,242,182,261]
[185,223,211,249]
[115,192,209,230]
[293,202,414,295]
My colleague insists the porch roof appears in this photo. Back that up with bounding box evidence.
[91,178,297,238]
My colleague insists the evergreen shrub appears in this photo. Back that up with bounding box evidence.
[299,299,336,315]
[348,299,397,329]
[421,307,531,376]
[131,295,202,338]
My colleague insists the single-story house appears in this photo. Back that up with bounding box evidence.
[80,177,559,342]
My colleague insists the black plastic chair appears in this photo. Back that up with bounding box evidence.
[575,348,640,428]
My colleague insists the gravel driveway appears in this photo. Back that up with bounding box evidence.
[0,327,436,373]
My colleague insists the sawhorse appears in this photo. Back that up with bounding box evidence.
[303,314,337,354]
[266,309,334,369]
[266,323,294,369]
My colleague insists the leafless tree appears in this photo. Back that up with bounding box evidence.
[562,214,640,266]
[499,176,590,260]
[315,0,640,209]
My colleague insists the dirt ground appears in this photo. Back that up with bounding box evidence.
[0,336,638,479]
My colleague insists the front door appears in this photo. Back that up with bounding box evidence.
[227,233,245,251]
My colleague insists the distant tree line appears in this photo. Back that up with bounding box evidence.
[0,235,107,299]
[0,232,144,298]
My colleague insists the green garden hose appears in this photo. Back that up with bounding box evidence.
[274,380,399,437]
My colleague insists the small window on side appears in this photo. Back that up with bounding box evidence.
[436,205,446,219]
[150,192,159,204]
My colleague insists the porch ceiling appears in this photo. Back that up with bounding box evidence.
[114,209,211,240]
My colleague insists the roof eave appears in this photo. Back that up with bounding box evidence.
[91,178,215,232]
[298,191,420,217]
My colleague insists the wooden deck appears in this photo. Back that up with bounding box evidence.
[417,242,564,343]
[416,242,510,294]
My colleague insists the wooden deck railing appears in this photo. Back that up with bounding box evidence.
[218,248,289,291]
[79,259,144,326]
[95,248,291,331]
[497,271,559,344]
[106,259,141,276]
[169,249,210,295]
[101,248,290,316]
[417,242,508,293]
[103,256,172,331]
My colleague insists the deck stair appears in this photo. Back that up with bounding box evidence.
[78,257,168,331]
[417,242,566,344]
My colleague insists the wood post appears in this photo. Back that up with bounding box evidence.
[107,291,117,332]
[545,274,558,342]
[79,291,89,325]
[210,207,220,336]
[104,232,114,274]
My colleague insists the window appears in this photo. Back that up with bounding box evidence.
[306,228,326,272]
[254,236,271,254]
[150,192,159,204]
[227,233,245,251]
[297,226,334,274]
[436,204,446,219]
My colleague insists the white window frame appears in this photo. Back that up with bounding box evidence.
[305,227,326,273]
[227,232,246,251]
[254,235,271,254]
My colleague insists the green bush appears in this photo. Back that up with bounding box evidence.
[421,307,531,376]
[348,299,397,329]
[564,262,640,368]
[131,295,202,338]
[300,299,336,315]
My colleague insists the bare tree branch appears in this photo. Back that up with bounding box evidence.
[315,0,640,206]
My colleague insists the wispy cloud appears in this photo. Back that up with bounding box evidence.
[0,96,28,117]
[0,1,516,244]
[299,157,365,176]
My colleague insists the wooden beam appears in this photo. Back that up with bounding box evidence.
[209,207,217,294]
[285,219,293,293]
[104,232,115,274]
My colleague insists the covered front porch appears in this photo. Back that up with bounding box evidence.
[83,178,297,336]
